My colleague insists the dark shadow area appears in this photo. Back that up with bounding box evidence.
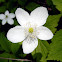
[47,60,60,62]
[57,16,62,31]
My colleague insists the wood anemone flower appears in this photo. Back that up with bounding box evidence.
[7,7,53,54]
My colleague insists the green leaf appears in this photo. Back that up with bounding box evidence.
[52,0,62,11]
[11,43,20,54]
[46,0,53,6]
[0,0,5,2]
[18,0,27,6]
[11,7,17,13]
[0,53,16,62]
[0,6,6,12]
[0,53,9,62]
[13,19,19,26]
[32,40,50,62]
[0,45,4,51]
[44,14,61,34]
[47,30,62,61]
[0,33,11,52]
[8,53,16,62]
[19,54,26,58]
[25,2,40,11]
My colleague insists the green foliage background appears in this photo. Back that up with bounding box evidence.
[0,0,62,62]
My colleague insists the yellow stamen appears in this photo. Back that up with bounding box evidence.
[29,27,33,33]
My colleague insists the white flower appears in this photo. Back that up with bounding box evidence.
[7,7,53,54]
[0,10,15,25]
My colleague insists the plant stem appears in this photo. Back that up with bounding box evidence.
[0,57,31,62]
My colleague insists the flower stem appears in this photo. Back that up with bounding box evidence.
[0,57,31,62]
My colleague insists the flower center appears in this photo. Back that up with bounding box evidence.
[6,15,8,18]
[29,27,33,33]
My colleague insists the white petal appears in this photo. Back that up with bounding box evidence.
[5,10,9,15]
[15,8,30,26]
[30,7,48,27]
[7,26,26,43]
[7,18,14,25]
[22,37,38,54]
[2,19,6,25]
[37,26,53,40]
[9,13,15,18]
[0,14,5,20]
